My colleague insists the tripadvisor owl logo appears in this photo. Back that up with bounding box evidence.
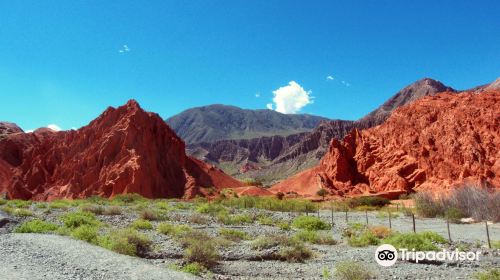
[375,244,398,267]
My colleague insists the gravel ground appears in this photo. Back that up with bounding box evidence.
[0,233,197,280]
[1,202,499,280]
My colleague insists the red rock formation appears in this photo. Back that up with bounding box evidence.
[0,100,243,200]
[271,90,500,198]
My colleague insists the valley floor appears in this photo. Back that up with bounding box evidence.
[0,199,499,280]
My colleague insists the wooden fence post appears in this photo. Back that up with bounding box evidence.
[365,210,369,226]
[388,210,392,229]
[446,218,452,243]
[485,221,491,249]
[412,214,416,233]
[345,209,348,224]
[331,207,334,226]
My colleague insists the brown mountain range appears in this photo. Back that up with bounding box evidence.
[187,78,457,184]
[0,100,243,200]
[270,89,500,198]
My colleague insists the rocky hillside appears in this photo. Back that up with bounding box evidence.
[0,100,242,200]
[166,104,328,144]
[270,89,500,198]
[188,78,456,184]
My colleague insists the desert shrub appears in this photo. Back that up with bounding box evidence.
[258,216,274,225]
[35,202,48,209]
[376,210,400,219]
[334,260,373,280]
[252,234,297,250]
[292,216,331,231]
[184,238,220,268]
[196,203,227,215]
[98,228,151,256]
[445,207,465,223]
[217,213,252,225]
[419,231,447,244]
[155,201,172,211]
[187,213,209,224]
[348,230,380,247]
[15,219,59,233]
[294,230,337,245]
[12,208,33,217]
[111,193,145,205]
[219,228,249,241]
[278,242,313,262]
[473,268,500,280]
[413,192,443,218]
[342,223,366,238]
[383,232,443,251]
[415,186,500,222]
[218,196,318,213]
[103,206,122,215]
[71,224,99,244]
[347,196,390,209]
[278,222,291,231]
[242,178,262,186]
[140,209,164,221]
[60,211,100,229]
[276,192,285,200]
[173,202,193,210]
[369,226,392,239]
[157,223,192,237]
[49,200,73,209]
[80,204,104,215]
[7,199,31,208]
[131,219,153,230]
[180,262,205,276]
[0,198,6,205]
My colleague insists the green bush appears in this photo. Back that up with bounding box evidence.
[140,209,163,221]
[219,228,249,241]
[80,204,104,215]
[278,222,291,231]
[184,238,219,268]
[111,193,145,205]
[418,231,447,244]
[187,213,209,224]
[348,230,380,247]
[294,230,337,245]
[383,232,442,251]
[98,228,151,256]
[60,211,100,229]
[252,234,297,250]
[71,225,99,244]
[0,198,7,205]
[347,197,390,209]
[7,199,31,208]
[131,219,153,230]
[103,206,122,215]
[217,213,253,225]
[12,208,33,217]
[15,219,59,233]
[157,223,192,237]
[258,216,274,225]
[180,262,205,276]
[196,203,227,215]
[334,261,373,280]
[291,216,330,231]
[445,207,465,223]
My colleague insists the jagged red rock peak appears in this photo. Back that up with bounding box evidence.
[271,90,500,198]
[0,100,243,200]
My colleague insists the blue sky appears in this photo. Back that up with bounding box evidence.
[1,1,499,131]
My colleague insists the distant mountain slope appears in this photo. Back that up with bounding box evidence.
[187,78,459,184]
[166,104,329,144]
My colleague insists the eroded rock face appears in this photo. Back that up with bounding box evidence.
[0,100,243,200]
[270,90,500,198]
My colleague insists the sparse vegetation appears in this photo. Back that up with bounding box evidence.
[80,204,104,215]
[334,261,373,280]
[157,223,192,237]
[71,224,99,244]
[294,230,337,245]
[60,211,100,229]
[217,213,253,225]
[111,193,146,205]
[131,219,153,230]
[278,242,313,262]
[98,228,151,257]
[292,215,330,231]
[179,262,205,276]
[187,213,209,224]
[252,234,296,250]
[383,231,446,251]
[103,206,122,215]
[347,196,390,209]
[218,228,250,241]
[473,268,500,280]
[15,219,59,233]
[140,209,162,221]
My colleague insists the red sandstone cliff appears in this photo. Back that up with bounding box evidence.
[270,90,500,198]
[0,100,243,200]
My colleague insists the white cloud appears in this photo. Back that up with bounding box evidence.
[255,92,260,98]
[266,103,273,110]
[269,81,313,114]
[25,129,34,133]
[118,44,130,53]
[341,80,351,87]
[326,75,334,80]
[47,124,62,131]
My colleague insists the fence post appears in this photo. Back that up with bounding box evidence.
[331,207,334,226]
[388,210,392,229]
[485,221,491,249]
[412,214,416,233]
[396,204,399,212]
[317,208,320,218]
[345,209,348,224]
[365,210,369,226]
[446,218,452,243]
